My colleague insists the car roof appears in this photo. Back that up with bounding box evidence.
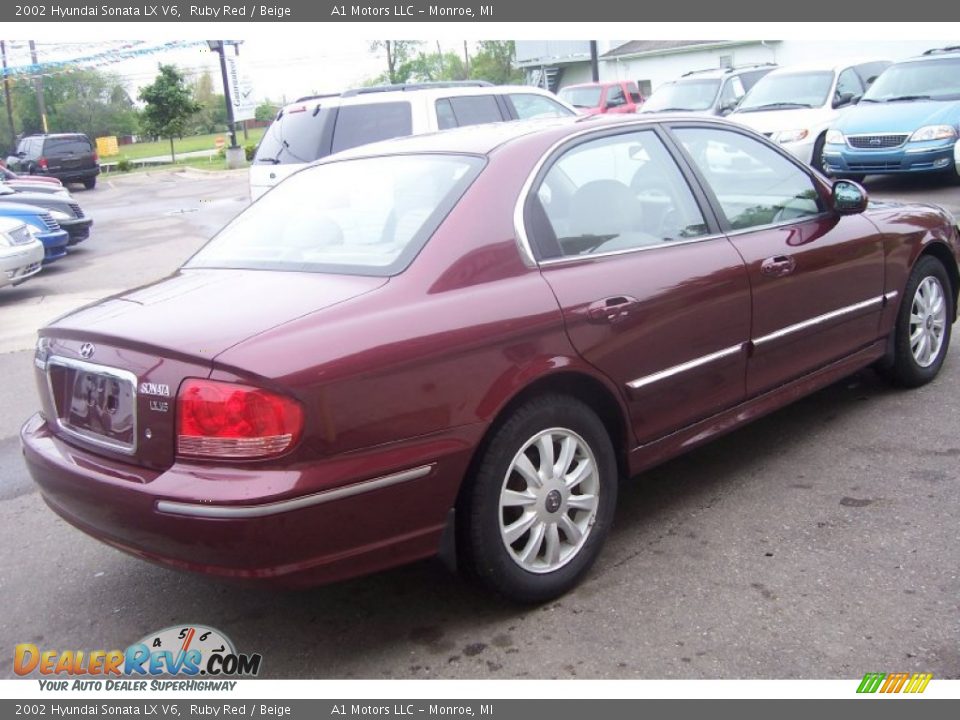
[279,83,561,111]
[900,47,960,63]
[677,64,777,80]
[764,59,885,75]
[24,133,90,139]
[319,113,744,162]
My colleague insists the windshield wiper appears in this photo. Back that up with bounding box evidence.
[740,102,815,112]
[882,94,932,102]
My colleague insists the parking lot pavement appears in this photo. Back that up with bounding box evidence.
[0,171,957,680]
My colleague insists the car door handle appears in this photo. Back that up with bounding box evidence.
[761,255,796,278]
[587,296,640,324]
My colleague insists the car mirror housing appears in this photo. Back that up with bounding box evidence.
[832,179,868,215]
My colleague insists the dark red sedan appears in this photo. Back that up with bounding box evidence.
[21,116,959,602]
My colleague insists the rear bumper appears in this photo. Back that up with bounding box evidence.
[823,139,958,176]
[47,166,100,183]
[21,413,480,587]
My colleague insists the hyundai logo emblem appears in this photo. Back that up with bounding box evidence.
[79,343,96,359]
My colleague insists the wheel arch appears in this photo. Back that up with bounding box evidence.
[917,241,959,322]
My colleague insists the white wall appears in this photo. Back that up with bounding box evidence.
[602,40,938,92]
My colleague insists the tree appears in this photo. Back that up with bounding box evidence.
[138,64,201,162]
[188,69,227,134]
[8,69,139,141]
[407,51,468,82]
[469,41,524,85]
[254,100,279,122]
[369,41,422,84]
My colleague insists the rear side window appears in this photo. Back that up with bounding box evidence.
[506,94,573,120]
[331,102,413,154]
[44,136,92,155]
[254,103,335,165]
[435,95,503,130]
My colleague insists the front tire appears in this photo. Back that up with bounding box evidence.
[883,256,953,387]
[459,395,618,603]
[811,133,827,173]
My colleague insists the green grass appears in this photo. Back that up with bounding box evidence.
[105,155,235,175]
[103,128,265,162]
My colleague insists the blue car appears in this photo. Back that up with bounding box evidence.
[823,46,960,182]
[0,202,70,262]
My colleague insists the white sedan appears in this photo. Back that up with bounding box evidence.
[0,217,44,290]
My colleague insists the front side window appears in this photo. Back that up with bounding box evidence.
[435,95,503,129]
[188,154,483,276]
[835,68,864,102]
[531,130,709,259]
[674,127,823,230]
[330,101,413,154]
[606,85,626,107]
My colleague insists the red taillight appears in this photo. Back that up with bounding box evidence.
[92,152,99,163]
[38,157,48,170]
[176,379,304,459]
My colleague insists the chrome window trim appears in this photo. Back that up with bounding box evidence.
[155,464,435,519]
[512,118,666,268]
[44,356,139,456]
[753,295,885,347]
[538,231,727,267]
[627,344,746,390]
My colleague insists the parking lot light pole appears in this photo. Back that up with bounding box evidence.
[207,40,244,169]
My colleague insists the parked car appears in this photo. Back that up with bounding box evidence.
[823,46,960,182]
[1,163,64,187]
[640,64,776,116]
[730,59,891,171]
[558,81,644,115]
[5,133,100,189]
[0,202,71,262]
[0,185,92,244]
[0,216,44,289]
[1,177,70,196]
[249,81,575,200]
[22,116,959,602]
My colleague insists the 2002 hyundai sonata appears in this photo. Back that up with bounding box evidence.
[22,116,959,602]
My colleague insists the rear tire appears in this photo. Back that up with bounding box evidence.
[459,395,618,603]
[881,256,953,387]
[83,178,96,190]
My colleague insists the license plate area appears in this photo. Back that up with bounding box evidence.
[46,357,137,455]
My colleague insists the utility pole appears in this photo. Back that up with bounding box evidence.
[1,41,16,149]
[207,40,243,169]
[28,40,48,132]
[463,41,470,75]
[233,41,248,141]
[589,41,599,82]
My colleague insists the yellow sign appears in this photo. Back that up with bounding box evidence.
[95,136,119,158]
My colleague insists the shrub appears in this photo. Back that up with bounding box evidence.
[244,142,257,162]
[116,157,133,172]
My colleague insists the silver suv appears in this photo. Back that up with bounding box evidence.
[250,81,575,199]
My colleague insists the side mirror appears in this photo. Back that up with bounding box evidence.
[719,100,738,116]
[832,179,868,215]
[833,91,855,108]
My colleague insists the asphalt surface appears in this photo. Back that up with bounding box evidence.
[0,170,958,680]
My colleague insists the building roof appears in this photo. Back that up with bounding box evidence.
[602,40,770,60]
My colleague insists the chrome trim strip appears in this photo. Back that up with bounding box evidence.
[884,290,899,302]
[45,356,138,455]
[753,296,884,347]
[155,464,435,519]
[627,344,745,390]
[538,232,727,267]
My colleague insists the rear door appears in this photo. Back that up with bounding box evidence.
[525,126,751,444]
[670,124,885,396]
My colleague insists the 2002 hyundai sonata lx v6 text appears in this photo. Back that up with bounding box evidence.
[21,116,959,602]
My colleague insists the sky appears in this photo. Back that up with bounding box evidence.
[1,39,475,105]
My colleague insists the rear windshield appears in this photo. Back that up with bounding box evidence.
[253,103,335,165]
[187,154,484,276]
[862,58,960,102]
[43,136,92,154]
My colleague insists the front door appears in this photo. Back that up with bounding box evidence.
[670,125,886,396]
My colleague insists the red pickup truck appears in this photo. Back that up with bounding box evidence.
[559,81,644,115]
